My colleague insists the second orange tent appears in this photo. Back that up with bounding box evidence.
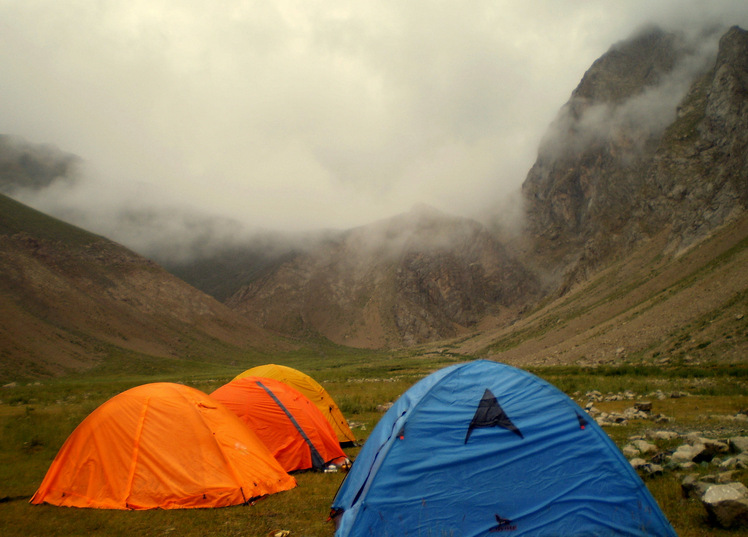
[211,377,346,473]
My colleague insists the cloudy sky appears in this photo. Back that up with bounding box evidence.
[1,1,747,256]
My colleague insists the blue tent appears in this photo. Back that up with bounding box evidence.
[331,360,676,536]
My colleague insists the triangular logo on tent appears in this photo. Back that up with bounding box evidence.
[465,389,523,443]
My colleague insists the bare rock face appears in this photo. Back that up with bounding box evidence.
[644,26,748,253]
[522,28,688,267]
[521,25,748,291]
[227,206,539,348]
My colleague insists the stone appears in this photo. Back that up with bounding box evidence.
[630,458,663,476]
[632,439,657,455]
[649,430,679,442]
[675,439,730,463]
[634,401,652,412]
[716,471,737,483]
[681,474,711,499]
[730,436,748,453]
[683,432,705,445]
[671,443,702,463]
[702,483,748,528]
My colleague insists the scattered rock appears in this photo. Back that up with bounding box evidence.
[719,456,748,470]
[635,401,653,412]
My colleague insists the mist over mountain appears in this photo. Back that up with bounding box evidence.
[0,135,81,195]
[0,192,283,381]
[522,24,748,289]
[0,23,746,375]
[214,23,748,348]
[225,205,539,348]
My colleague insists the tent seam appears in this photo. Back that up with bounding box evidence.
[123,394,150,507]
[256,380,326,469]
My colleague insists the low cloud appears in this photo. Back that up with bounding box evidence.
[1,1,746,260]
[538,25,723,165]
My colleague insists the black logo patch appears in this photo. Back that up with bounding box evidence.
[490,514,517,532]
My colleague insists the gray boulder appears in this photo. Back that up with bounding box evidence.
[702,483,748,528]
[629,458,663,476]
[681,474,711,499]
[730,436,748,453]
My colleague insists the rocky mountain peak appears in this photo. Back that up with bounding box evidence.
[572,25,679,105]
[520,24,745,288]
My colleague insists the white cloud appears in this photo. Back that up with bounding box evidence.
[1,0,747,255]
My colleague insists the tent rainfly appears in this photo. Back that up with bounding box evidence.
[30,383,296,509]
[211,376,347,472]
[235,364,356,445]
[331,360,677,537]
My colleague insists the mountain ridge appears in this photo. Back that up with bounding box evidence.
[225,206,540,348]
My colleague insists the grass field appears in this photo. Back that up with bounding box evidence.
[1,351,746,536]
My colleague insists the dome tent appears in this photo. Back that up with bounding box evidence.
[31,383,296,509]
[331,360,676,537]
[235,363,356,445]
[211,376,347,472]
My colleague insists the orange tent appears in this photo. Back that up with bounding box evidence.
[235,364,356,445]
[211,377,347,472]
[30,383,296,509]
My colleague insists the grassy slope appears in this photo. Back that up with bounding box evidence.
[0,193,291,382]
[448,214,748,368]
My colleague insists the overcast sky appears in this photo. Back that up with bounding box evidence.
[1,1,747,256]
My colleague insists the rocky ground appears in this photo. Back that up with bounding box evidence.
[579,388,748,530]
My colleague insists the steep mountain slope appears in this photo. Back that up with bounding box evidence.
[521,25,747,290]
[223,25,746,353]
[226,205,539,348]
[452,211,748,366]
[2,24,744,366]
[449,25,748,366]
[0,193,281,382]
[642,26,748,252]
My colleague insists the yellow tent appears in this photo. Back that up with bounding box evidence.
[31,383,296,509]
[235,364,356,445]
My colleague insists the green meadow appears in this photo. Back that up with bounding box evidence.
[1,349,746,537]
